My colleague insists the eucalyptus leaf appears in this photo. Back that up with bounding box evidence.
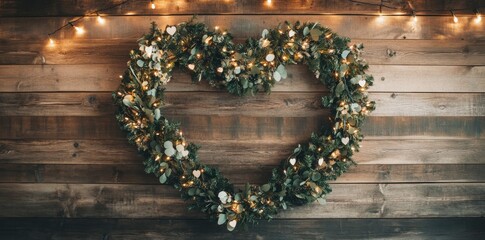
[303,26,310,36]
[310,28,322,41]
[341,50,350,58]
[217,214,227,225]
[136,60,144,68]
[159,174,167,184]
[261,184,271,192]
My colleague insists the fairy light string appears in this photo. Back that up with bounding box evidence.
[46,0,483,47]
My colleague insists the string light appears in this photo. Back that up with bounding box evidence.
[475,9,482,23]
[69,22,85,35]
[96,12,106,25]
[47,35,55,47]
[150,0,156,9]
[266,0,272,6]
[451,10,458,23]
[412,11,417,22]
[377,3,384,23]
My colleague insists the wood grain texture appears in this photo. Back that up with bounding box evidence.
[1,2,484,237]
[0,183,483,218]
[1,218,483,240]
[1,163,484,184]
[1,139,484,165]
[1,116,483,140]
[1,15,484,41]
[2,39,485,66]
[1,64,484,93]
[2,0,478,16]
[1,92,483,117]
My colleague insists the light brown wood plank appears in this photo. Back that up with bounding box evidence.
[1,218,483,240]
[3,0,477,17]
[0,163,484,184]
[1,15,484,41]
[0,183,483,218]
[0,116,482,140]
[3,39,485,66]
[1,139,483,165]
[1,92,483,117]
[1,64,484,93]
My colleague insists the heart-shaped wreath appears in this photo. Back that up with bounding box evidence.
[113,18,375,231]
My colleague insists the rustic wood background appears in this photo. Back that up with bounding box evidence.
[1,0,484,239]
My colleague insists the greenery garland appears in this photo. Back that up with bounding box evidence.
[113,17,375,231]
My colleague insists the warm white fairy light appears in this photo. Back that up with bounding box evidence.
[475,9,482,23]
[451,10,458,23]
[74,26,85,34]
[96,13,106,25]
[412,11,417,22]
[266,0,272,5]
[151,0,156,9]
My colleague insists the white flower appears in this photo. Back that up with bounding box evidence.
[266,53,275,62]
[289,29,296,37]
[218,191,229,203]
[217,67,224,73]
[188,64,195,70]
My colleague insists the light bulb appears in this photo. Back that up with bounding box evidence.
[412,12,417,22]
[266,0,272,5]
[97,15,105,25]
[475,11,482,23]
[151,1,156,9]
[48,37,55,47]
[451,11,458,23]
[74,26,85,34]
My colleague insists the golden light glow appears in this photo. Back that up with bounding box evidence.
[151,1,156,9]
[451,11,458,23]
[48,37,55,47]
[475,10,482,23]
[74,26,85,34]
[97,15,106,25]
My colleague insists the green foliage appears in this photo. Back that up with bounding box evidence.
[112,17,375,232]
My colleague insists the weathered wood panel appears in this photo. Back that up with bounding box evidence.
[1,163,484,184]
[2,0,478,16]
[1,116,482,140]
[1,139,484,165]
[1,218,483,240]
[1,65,484,92]
[0,183,483,218]
[1,15,484,41]
[2,39,485,66]
[1,92,483,117]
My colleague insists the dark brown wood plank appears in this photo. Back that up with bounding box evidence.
[1,64,484,93]
[3,39,485,66]
[3,0,477,16]
[1,15,484,41]
[0,183,483,218]
[1,92,483,117]
[1,139,483,165]
[0,163,484,184]
[0,116,482,140]
[0,218,484,240]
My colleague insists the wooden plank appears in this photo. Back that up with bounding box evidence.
[1,92,483,117]
[0,218,484,240]
[1,64,484,93]
[3,39,485,66]
[0,163,484,184]
[2,0,478,17]
[1,139,483,165]
[1,15,484,41]
[0,116,483,140]
[0,183,483,218]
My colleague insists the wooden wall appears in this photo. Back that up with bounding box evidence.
[1,0,484,239]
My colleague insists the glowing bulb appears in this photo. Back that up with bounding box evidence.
[48,37,55,47]
[214,26,219,31]
[475,10,482,23]
[266,0,272,5]
[151,1,156,9]
[451,11,458,23]
[412,12,417,22]
[74,26,85,34]
[97,15,105,25]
